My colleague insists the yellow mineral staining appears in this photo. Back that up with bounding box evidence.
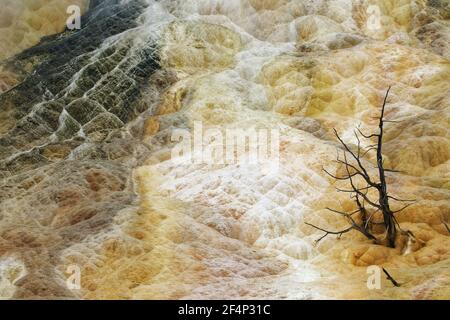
[155,77,192,116]
[260,40,449,127]
[0,0,90,61]
[130,3,449,297]
[143,117,160,136]
[348,245,393,266]
[180,75,252,124]
[0,256,26,299]
[41,144,74,161]
[60,167,288,299]
[296,16,345,43]
[248,0,290,11]
[161,21,243,75]
[72,207,181,299]
[386,136,450,176]
[259,56,314,115]
[0,68,19,93]
[53,0,450,299]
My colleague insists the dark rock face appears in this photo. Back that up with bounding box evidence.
[0,0,159,175]
[0,0,172,298]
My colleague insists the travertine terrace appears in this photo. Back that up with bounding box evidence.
[0,0,448,299]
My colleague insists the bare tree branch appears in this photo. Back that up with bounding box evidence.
[322,167,358,181]
[391,203,415,214]
[384,169,404,173]
[335,185,373,193]
[356,127,379,139]
[333,129,378,188]
[361,147,377,157]
[342,152,381,209]
[305,222,354,244]
[388,196,416,202]
[382,268,401,287]
[326,207,360,216]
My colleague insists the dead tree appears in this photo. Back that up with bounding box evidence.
[306,87,415,248]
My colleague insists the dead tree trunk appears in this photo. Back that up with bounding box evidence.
[375,87,396,247]
[306,87,414,248]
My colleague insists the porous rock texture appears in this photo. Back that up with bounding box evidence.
[0,0,449,299]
